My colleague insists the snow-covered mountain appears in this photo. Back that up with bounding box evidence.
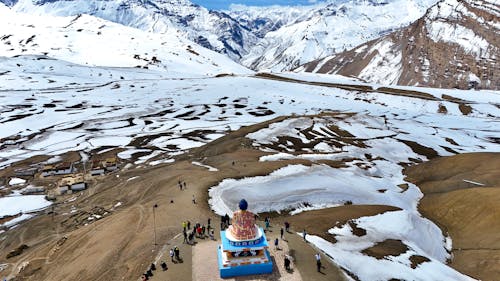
[2,0,440,72]
[240,0,438,71]
[0,6,250,76]
[226,4,318,38]
[298,0,499,90]
[1,0,258,60]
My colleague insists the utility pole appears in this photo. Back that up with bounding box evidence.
[153,204,158,246]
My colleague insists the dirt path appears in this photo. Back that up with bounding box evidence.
[285,231,347,281]
[147,233,193,281]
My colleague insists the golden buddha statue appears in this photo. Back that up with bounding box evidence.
[227,199,259,241]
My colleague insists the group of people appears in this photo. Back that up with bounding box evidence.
[141,214,325,280]
[169,246,181,262]
[182,219,215,244]
[141,261,168,281]
[177,180,186,190]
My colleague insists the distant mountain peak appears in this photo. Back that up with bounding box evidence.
[299,0,499,90]
[4,0,258,60]
[238,0,437,72]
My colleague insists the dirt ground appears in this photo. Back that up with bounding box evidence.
[405,152,500,281]
[0,115,498,281]
[0,118,345,281]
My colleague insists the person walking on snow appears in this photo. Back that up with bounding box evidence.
[303,229,307,241]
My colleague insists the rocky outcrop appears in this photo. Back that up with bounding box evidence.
[300,0,499,90]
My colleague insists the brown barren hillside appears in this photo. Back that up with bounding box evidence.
[405,152,500,281]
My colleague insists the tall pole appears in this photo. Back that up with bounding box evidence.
[153,204,158,246]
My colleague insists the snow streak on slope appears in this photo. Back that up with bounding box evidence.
[1,58,498,169]
[300,0,499,90]
[308,211,475,281]
[5,0,258,60]
[0,8,250,76]
[241,0,437,71]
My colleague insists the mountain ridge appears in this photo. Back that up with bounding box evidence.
[0,7,251,76]
[2,0,258,60]
[298,0,499,90]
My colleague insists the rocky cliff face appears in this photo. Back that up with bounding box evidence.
[299,0,499,90]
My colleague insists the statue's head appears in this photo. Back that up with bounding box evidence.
[238,199,248,211]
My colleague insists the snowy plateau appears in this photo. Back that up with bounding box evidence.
[0,1,499,281]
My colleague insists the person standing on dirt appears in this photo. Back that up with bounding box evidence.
[161,261,168,271]
[174,246,180,260]
[265,218,270,231]
[284,255,291,271]
[169,248,174,262]
[192,194,196,204]
[187,220,191,230]
[315,253,321,272]
[183,229,188,243]
[274,238,279,250]
[280,227,284,239]
[188,232,194,244]
[182,221,187,231]
[285,221,290,232]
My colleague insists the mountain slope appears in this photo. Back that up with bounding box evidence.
[299,0,499,90]
[227,4,318,38]
[0,7,251,76]
[2,0,258,60]
[241,0,437,72]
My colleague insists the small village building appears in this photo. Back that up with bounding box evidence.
[41,165,55,177]
[104,157,118,172]
[15,167,38,177]
[90,160,105,176]
[58,186,69,195]
[59,174,86,192]
[20,186,45,195]
[54,162,75,175]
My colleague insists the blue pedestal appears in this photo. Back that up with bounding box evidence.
[218,246,273,278]
[217,228,273,278]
